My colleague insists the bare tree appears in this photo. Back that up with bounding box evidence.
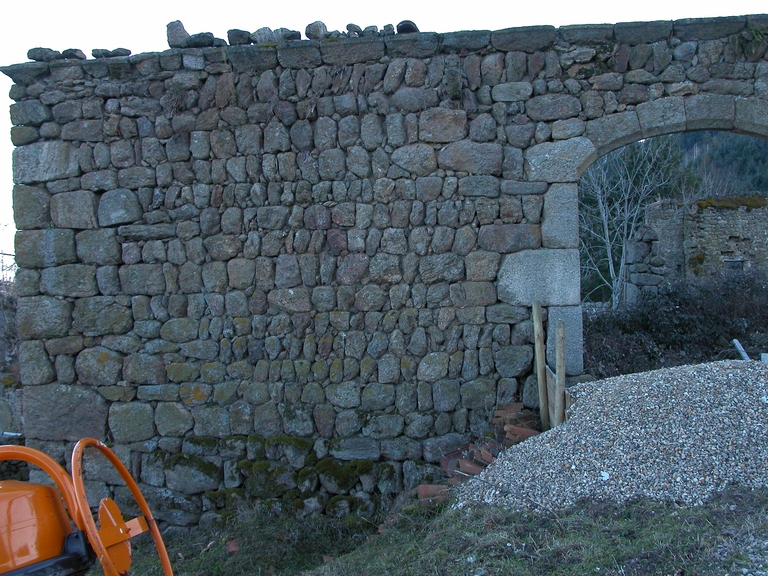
[579,136,696,308]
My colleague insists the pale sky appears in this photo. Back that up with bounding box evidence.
[1,0,766,256]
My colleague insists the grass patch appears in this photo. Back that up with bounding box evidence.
[98,486,768,575]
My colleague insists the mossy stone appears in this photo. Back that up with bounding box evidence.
[315,458,374,494]
[325,495,360,518]
[203,488,247,509]
[241,460,297,499]
[246,434,266,460]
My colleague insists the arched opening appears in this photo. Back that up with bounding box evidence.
[578,123,768,378]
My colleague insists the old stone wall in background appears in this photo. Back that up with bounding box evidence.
[626,200,768,304]
[3,13,767,526]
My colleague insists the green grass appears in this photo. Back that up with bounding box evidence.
[108,485,768,576]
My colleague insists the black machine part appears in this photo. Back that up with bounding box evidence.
[1,530,95,576]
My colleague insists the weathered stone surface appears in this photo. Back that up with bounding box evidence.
[329,438,380,460]
[75,346,123,385]
[422,433,468,463]
[735,98,768,139]
[363,414,404,439]
[23,384,107,440]
[360,383,395,411]
[165,454,221,494]
[685,94,735,131]
[560,24,614,44]
[155,402,194,436]
[541,184,578,249]
[193,405,231,437]
[326,382,361,409]
[123,353,167,385]
[76,229,121,265]
[546,305,584,376]
[615,21,673,44]
[109,402,155,443]
[458,175,499,197]
[98,189,143,226]
[386,32,440,57]
[267,287,312,312]
[13,185,50,230]
[419,253,464,284]
[15,229,76,268]
[438,141,502,175]
[433,380,460,412]
[390,87,439,112]
[10,100,52,125]
[491,26,556,52]
[478,224,540,253]
[636,97,686,138]
[465,251,500,281]
[227,45,278,72]
[526,94,581,121]
[461,378,496,409]
[321,37,385,65]
[119,264,165,295]
[278,41,322,68]
[40,264,97,297]
[585,112,642,155]
[13,141,79,184]
[391,144,437,176]
[73,297,132,336]
[495,346,533,378]
[491,82,533,102]
[418,108,467,142]
[252,403,282,437]
[524,137,597,182]
[117,225,176,241]
[355,285,387,311]
[17,296,72,339]
[18,340,55,385]
[674,16,745,42]
[50,190,98,229]
[497,249,580,306]
[160,318,199,343]
[336,253,369,285]
[417,353,449,382]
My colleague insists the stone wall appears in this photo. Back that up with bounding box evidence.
[683,200,768,278]
[633,200,768,297]
[3,14,768,525]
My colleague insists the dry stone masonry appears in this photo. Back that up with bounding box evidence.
[624,199,768,305]
[3,14,768,526]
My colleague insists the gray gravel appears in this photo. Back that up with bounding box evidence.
[456,360,768,513]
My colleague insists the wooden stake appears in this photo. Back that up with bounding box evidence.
[532,301,549,431]
[554,321,566,427]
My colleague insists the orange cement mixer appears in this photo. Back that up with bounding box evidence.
[0,438,173,575]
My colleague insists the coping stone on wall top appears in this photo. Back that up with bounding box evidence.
[559,24,614,45]
[613,21,673,45]
[491,25,557,53]
[440,30,491,53]
[673,16,746,42]
[384,32,440,58]
[226,44,278,72]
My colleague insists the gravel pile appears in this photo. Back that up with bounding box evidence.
[456,360,768,512]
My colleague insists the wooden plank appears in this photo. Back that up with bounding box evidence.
[554,321,566,427]
[546,365,557,427]
[532,301,549,431]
